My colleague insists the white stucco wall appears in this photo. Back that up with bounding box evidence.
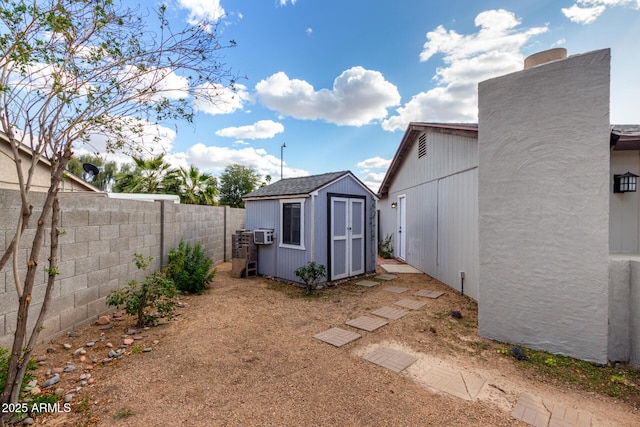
[477,49,611,363]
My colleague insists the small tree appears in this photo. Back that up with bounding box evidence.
[0,0,239,414]
[294,262,327,295]
[106,254,177,328]
[218,164,261,208]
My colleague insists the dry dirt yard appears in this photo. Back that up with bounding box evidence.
[27,262,640,426]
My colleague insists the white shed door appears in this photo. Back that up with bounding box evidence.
[331,197,365,280]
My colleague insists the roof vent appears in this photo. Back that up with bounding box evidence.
[524,48,567,69]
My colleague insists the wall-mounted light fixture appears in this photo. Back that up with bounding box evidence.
[391,202,397,209]
[614,172,639,193]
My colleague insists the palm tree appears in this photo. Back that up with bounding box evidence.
[113,154,178,194]
[175,165,218,205]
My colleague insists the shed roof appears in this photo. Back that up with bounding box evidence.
[377,122,478,198]
[243,170,374,200]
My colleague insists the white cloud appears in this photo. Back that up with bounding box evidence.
[562,0,640,24]
[561,4,606,24]
[215,120,285,140]
[382,9,547,131]
[193,83,250,116]
[306,28,313,36]
[177,0,225,24]
[255,67,401,126]
[176,143,308,179]
[279,0,297,6]
[361,172,386,194]
[357,156,391,169]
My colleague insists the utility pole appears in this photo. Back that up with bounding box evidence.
[281,142,286,180]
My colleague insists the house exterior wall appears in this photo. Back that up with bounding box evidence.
[379,130,479,300]
[245,175,376,283]
[477,49,611,363]
[0,140,97,192]
[0,189,244,349]
[610,150,640,253]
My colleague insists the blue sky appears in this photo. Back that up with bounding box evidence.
[90,0,640,193]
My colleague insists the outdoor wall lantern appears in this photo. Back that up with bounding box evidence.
[391,202,397,209]
[614,172,639,193]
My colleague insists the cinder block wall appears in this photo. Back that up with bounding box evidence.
[0,189,245,348]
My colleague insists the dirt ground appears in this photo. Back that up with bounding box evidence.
[26,262,640,426]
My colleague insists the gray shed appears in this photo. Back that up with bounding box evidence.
[242,171,377,284]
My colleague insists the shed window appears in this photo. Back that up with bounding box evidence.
[281,199,305,249]
[282,203,301,244]
[418,133,427,158]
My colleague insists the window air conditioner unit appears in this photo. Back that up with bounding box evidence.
[254,229,274,245]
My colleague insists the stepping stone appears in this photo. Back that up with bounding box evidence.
[382,285,409,294]
[547,402,592,427]
[356,280,378,288]
[371,306,410,320]
[376,274,397,281]
[420,366,486,401]
[345,316,388,332]
[394,299,427,310]
[511,393,550,427]
[313,327,361,347]
[363,347,418,373]
[414,290,445,299]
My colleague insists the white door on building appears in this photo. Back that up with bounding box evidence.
[331,197,365,280]
[397,195,406,260]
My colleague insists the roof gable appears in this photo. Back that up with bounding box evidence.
[378,122,478,197]
[243,170,375,200]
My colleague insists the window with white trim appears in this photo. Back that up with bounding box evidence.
[280,199,305,249]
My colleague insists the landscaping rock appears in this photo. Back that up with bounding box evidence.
[29,387,41,396]
[63,344,72,350]
[96,315,110,325]
[42,375,60,389]
[143,348,152,353]
[123,338,134,345]
[63,365,76,373]
[63,393,74,404]
[86,341,95,347]
[22,417,34,425]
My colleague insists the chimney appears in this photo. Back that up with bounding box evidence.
[524,48,568,69]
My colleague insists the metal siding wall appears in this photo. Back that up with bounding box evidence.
[245,200,279,278]
[610,151,640,254]
[381,131,479,299]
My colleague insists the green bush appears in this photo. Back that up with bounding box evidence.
[106,254,177,327]
[167,239,216,294]
[294,262,327,295]
[378,234,394,259]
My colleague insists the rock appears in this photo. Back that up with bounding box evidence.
[152,340,159,345]
[46,347,56,353]
[79,356,86,363]
[23,417,34,425]
[73,348,84,356]
[84,365,94,372]
[87,378,95,385]
[96,315,110,325]
[108,350,118,358]
[86,341,95,347]
[68,332,79,338]
[106,342,113,348]
[36,355,47,362]
[29,387,41,395]
[133,336,143,341]
[63,393,74,403]
[63,365,76,373]
[26,379,38,389]
[42,375,60,389]
[52,367,64,375]
[81,381,88,386]
[127,328,141,335]
[63,344,72,350]
[123,338,134,345]
[99,324,112,330]
[143,348,152,353]
[54,388,64,395]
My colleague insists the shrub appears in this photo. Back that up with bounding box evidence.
[106,254,177,327]
[378,234,394,259]
[294,262,327,295]
[167,239,216,294]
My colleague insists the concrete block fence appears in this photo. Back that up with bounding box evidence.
[0,189,245,348]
